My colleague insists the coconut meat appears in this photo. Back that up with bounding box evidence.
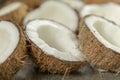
[26,20,85,61]
[0,21,19,64]
[80,3,120,26]
[0,2,22,16]
[60,0,84,11]
[85,16,120,54]
[24,0,78,32]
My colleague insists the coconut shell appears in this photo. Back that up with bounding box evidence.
[6,0,41,10]
[0,3,28,25]
[78,19,120,72]
[0,23,27,80]
[28,42,86,74]
[84,0,120,4]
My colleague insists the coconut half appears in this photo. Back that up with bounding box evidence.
[24,0,78,32]
[0,2,28,24]
[78,15,120,72]
[80,3,120,26]
[25,19,86,73]
[60,0,84,11]
[0,21,26,79]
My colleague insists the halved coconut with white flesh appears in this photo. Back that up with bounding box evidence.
[25,19,86,73]
[60,0,84,11]
[0,21,26,79]
[6,0,41,10]
[80,3,120,26]
[78,15,120,72]
[0,2,28,25]
[24,0,78,32]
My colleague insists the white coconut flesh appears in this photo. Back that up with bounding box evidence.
[0,2,22,16]
[60,0,84,11]
[26,20,85,61]
[24,0,78,32]
[85,15,120,54]
[80,3,120,26]
[0,21,19,64]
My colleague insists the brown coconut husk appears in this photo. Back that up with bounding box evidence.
[0,22,27,80]
[27,42,86,74]
[5,0,41,10]
[0,2,28,25]
[78,16,120,72]
[84,0,120,4]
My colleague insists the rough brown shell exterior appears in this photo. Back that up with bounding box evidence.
[0,24,27,80]
[0,3,28,25]
[78,19,120,72]
[28,42,86,74]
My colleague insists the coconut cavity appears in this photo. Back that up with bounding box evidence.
[85,16,120,54]
[26,20,85,61]
[0,2,22,16]
[0,21,19,63]
[24,0,78,32]
[80,3,120,26]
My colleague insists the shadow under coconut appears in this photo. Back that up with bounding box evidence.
[11,56,39,80]
[11,61,120,80]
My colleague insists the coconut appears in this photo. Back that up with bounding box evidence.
[5,0,41,10]
[60,0,84,11]
[25,19,86,73]
[78,15,120,72]
[0,21,27,79]
[80,3,120,26]
[24,0,78,32]
[0,2,28,25]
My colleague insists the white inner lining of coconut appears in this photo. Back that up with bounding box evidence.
[0,2,22,16]
[0,21,19,64]
[26,20,85,61]
[24,0,78,32]
[85,16,120,54]
[80,3,120,26]
[60,0,84,11]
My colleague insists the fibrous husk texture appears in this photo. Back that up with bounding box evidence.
[0,3,28,25]
[0,25,27,80]
[78,20,120,72]
[30,43,86,74]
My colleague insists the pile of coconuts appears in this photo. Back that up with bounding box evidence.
[0,0,120,79]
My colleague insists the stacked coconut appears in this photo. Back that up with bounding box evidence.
[0,0,120,79]
[24,0,87,73]
[79,0,120,72]
[0,1,29,79]
[0,0,86,79]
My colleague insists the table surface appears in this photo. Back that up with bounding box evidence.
[11,62,120,80]
[0,0,120,80]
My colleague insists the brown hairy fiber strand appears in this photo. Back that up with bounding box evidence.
[0,3,28,25]
[78,20,120,72]
[0,24,27,80]
[29,43,86,74]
